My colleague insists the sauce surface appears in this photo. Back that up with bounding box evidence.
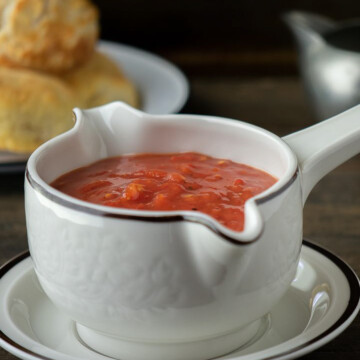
[51,152,277,231]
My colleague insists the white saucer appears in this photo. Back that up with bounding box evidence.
[0,240,359,360]
[0,40,189,173]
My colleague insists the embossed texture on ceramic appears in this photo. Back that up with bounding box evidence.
[25,102,360,360]
[284,11,360,120]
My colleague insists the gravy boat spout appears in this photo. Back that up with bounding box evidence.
[283,11,336,51]
[25,102,360,360]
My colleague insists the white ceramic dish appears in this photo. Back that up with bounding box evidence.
[0,40,189,173]
[0,241,359,360]
[25,102,360,360]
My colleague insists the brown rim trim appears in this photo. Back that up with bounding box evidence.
[0,240,359,360]
[25,168,298,246]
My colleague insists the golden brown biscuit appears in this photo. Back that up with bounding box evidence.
[0,67,75,153]
[0,0,99,73]
[64,52,140,109]
[0,53,139,154]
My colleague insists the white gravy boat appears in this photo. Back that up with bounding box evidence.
[25,102,360,360]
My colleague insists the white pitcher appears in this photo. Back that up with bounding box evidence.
[284,11,360,119]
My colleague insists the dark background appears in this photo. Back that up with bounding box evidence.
[92,0,360,76]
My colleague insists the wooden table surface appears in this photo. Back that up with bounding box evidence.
[0,75,359,360]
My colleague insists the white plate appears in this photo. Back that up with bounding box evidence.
[98,41,189,115]
[0,152,28,173]
[0,240,359,360]
[0,40,189,173]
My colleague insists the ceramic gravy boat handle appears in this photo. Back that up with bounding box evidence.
[283,105,360,204]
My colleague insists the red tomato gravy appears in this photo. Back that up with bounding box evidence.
[51,152,277,231]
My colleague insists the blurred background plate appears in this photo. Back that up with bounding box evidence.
[98,41,189,114]
[0,152,28,174]
[0,41,189,173]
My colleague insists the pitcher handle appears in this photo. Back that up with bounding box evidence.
[282,105,360,204]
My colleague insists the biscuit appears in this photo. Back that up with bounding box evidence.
[0,67,75,153]
[64,52,140,109]
[0,53,139,153]
[0,0,99,73]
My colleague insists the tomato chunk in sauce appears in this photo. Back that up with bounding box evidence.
[51,152,277,231]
